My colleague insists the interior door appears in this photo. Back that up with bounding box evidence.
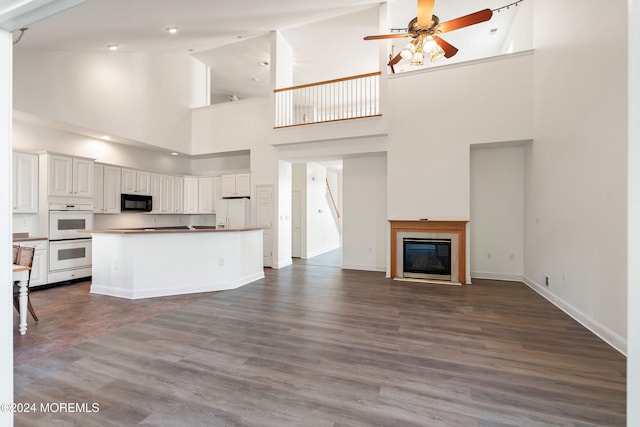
[256,185,274,267]
[291,190,302,258]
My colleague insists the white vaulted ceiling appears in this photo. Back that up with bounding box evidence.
[9,0,527,103]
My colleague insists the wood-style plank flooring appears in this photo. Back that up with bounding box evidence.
[13,264,626,426]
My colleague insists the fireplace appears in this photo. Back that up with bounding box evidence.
[389,220,468,284]
[403,238,452,281]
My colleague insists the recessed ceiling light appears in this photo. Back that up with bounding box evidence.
[101,135,111,140]
[170,152,179,156]
[259,61,270,66]
[166,27,178,34]
[107,44,119,51]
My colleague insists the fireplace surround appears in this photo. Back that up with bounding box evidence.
[389,220,468,284]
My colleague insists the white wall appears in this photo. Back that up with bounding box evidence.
[190,153,250,175]
[13,50,207,153]
[12,120,191,174]
[292,163,307,257]
[191,98,269,155]
[524,0,627,352]
[277,160,292,267]
[282,7,379,85]
[387,52,534,221]
[0,29,14,427]
[305,163,341,258]
[628,0,640,421]
[470,144,525,281]
[343,154,387,271]
[500,0,533,54]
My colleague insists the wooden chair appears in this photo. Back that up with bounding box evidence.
[13,246,39,321]
[12,244,19,264]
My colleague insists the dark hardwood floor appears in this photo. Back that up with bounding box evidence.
[13,265,626,426]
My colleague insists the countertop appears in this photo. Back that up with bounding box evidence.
[13,233,48,242]
[82,227,264,235]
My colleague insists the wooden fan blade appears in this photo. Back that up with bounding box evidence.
[388,52,403,67]
[437,8,493,34]
[417,0,435,28]
[364,33,410,40]
[433,35,458,58]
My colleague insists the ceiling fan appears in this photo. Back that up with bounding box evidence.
[364,0,493,72]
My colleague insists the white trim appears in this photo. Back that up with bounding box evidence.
[90,272,264,299]
[471,272,524,282]
[273,259,292,269]
[523,275,627,355]
[341,263,386,272]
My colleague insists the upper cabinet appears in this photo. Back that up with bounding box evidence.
[121,168,151,195]
[45,153,94,198]
[94,164,122,214]
[183,176,198,214]
[198,176,215,213]
[12,151,38,213]
[221,173,251,198]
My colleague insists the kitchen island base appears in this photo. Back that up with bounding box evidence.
[89,229,264,299]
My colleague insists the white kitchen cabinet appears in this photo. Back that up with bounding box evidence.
[150,173,164,213]
[163,175,175,213]
[198,176,215,213]
[213,176,223,214]
[93,164,104,213]
[16,240,47,287]
[103,165,122,213]
[47,154,94,198]
[183,176,198,213]
[12,152,38,213]
[121,168,151,195]
[221,173,251,198]
[94,164,122,214]
[174,176,184,213]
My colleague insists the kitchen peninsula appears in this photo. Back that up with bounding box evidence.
[85,227,264,299]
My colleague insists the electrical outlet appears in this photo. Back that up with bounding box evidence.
[544,276,549,287]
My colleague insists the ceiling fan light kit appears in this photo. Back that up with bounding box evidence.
[364,0,494,71]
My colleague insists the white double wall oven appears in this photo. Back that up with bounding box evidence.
[48,205,93,275]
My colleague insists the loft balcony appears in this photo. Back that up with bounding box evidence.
[274,72,381,128]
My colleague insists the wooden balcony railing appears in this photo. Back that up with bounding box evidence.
[274,71,381,128]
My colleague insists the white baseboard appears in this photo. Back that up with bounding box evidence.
[273,258,293,269]
[522,275,627,355]
[470,271,524,282]
[341,263,386,272]
[305,245,340,259]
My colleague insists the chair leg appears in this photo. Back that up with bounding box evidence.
[13,296,19,313]
[27,296,39,321]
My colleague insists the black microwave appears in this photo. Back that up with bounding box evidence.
[121,194,152,212]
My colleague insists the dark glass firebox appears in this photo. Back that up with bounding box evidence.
[402,238,452,280]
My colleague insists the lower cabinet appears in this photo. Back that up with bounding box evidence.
[15,240,48,288]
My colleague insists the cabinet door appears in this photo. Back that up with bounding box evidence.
[183,176,198,213]
[103,166,122,213]
[93,164,104,213]
[236,173,251,197]
[121,168,137,193]
[73,158,94,198]
[30,250,47,287]
[18,241,47,287]
[48,154,73,196]
[174,176,184,213]
[137,171,151,195]
[150,173,164,213]
[163,175,175,213]
[213,176,223,213]
[221,174,236,198]
[198,176,215,213]
[12,152,38,213]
